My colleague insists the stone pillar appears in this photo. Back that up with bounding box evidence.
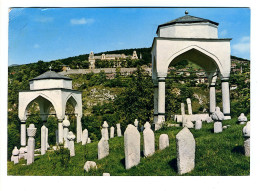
[209,85,216,115]
[153,83,158,124]
[221,78,231,120]
[27,124,37,165]
[181,103,185,115]
[41,125,46,155]
[157,77,166,124]
[45,127,49,150]
[186,98,192,115]
[58,119,63,144]
[76,115,82,143]
[20,121,26,146]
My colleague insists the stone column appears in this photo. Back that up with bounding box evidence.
[27,124,37,165]
[153,83,158,124]
[157,77,166,124]
[209,85,216,115]
[41,125,46,155]
[76,114,82,143]
[58,119,64,144]
[20,121,26,146]
[181,103,185,115]
[45,127,49,150]
[221,77,231,120]
[186,98,192,115]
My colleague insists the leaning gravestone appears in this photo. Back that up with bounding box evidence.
[27,124,37,165]
[67,131,76,157]
[238,113,247,125]
[243,121,250,156]
[159,134,169,150]
[12,146,19,164]
[98,138,109,160]
[195,119,202,130]
[143,122,155,157]
[116,123,122,137]
[110,126,115,138]
[101,121,109,140]
[84,161,97,172]
[82,129,88,145]
[124,124,140,169]
[211,107,225,133]
[176,127,195,174]
[41,125,46,155]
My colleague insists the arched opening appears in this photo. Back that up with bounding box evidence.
[65,95,78,135]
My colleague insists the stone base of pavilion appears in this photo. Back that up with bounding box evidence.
[174,114,210,123]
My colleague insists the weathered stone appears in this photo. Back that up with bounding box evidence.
[206,116,213,123]
[84,161,97,172]
[82,129,89,145]
[238,113,247,124]
[27,124,36,165]
[12,146,19,164]
[214,121,222,133]
[124,124,140,169]
[87,138,91,143]
[134,119,139,128]
[211,107,224,121]
[244,138,250,156]
[98,138,109,160]
[243,121,250,156]
[143,122,155,157]
[116,123,122,137]
[63,128,69,148]
[159,134,169,150]
[103,173,110,176]
[195,120,202,130]
[110,126,115,138]
[24,146,28,160]
[45,127,49,149]
[176,127,195,174]
[101,121,109,140]
[41,125,46,155]
[184,118,194,129]
[186,98,193,115]
[67,131,76,157]
[181,103,185,115]
[19,147,26,159]
[223,125,227,129]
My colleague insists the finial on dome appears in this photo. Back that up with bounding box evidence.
[185,10,189,15]
[49,65,52,71]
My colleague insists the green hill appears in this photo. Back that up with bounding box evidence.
[8,118,249,176]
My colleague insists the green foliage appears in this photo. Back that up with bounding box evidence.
[53,144,71,168]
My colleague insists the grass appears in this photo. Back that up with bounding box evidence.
[7,118,249,176]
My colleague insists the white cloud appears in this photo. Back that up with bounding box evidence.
[232,36,250,53]
[34,17,53,23]
[220,30,227,37]
[33,44,40,48]
[70,18,94,25]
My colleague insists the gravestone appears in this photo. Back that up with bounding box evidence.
[98,138,109,160]
[101,121,109,140]
[87,138,91,143]
[41,125,46,155]
[103,173,110,176]
[124,124,140,169]
[134,119,139,129]
[82,129,89,145]
[110,126,115,138]
[206,116,213,123]
[24,146,28,160]
[238,113,247,124]
[84,161,97,172]
[12,146,19,164]
[159,134,169,150]
[176,127,195,174]
[181,103,185,115]
[46,127,49,149]
[27,124,37,165]
[211,107,224,133]
[184,118,194,129]
[195,119,202,130]
[143,122,155,157]
[243,121,250,156]
[116,123,122,137]
[63,128,69,148]
[67,131,76,157]
[186,98,193,115]
[19,147,26,160]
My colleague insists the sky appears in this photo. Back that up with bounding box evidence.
[8,8,250,66]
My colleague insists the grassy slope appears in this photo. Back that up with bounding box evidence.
[8,118,249,176]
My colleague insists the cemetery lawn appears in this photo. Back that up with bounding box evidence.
[8,118,249,176]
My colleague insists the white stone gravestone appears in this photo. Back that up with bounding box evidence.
[181,103,185,115]
[27,124,37,165]
[67,131,76,157]
[98,138,109,160]
[143,122,155,157]
[41,125,46,155]
[82,129,89,145]
[101,121,109,140]
[110,126,115,138]
[84,161,97,172]
[238,113,247,124]
[87,137,91,143]
[211,107,224,133]
[195,119,202,130]
[116,123,122,137]
[243,121,250,156]
[12,146,19,164]
[186,98,193,115]
[159,134,169,150]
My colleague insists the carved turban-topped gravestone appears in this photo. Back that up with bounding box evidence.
[12,146,19,164]
[27,124,37,165]
[101,121,109,141]
[82,129,89,145]
[110,126,115,138]
[84,161,97,172]
[67,131,76,157]
[98,138,109,160]
[159,134,169,150]
[243,121,250,157]
[238,113,247,125]
[41,125,47,155]
[116,123,122,137]
[176,127,195,174]
[143,122,155,157]
[124,124,140,169]
[211,107,225,133]
[62,116,70,148]
[195,119,202,130]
